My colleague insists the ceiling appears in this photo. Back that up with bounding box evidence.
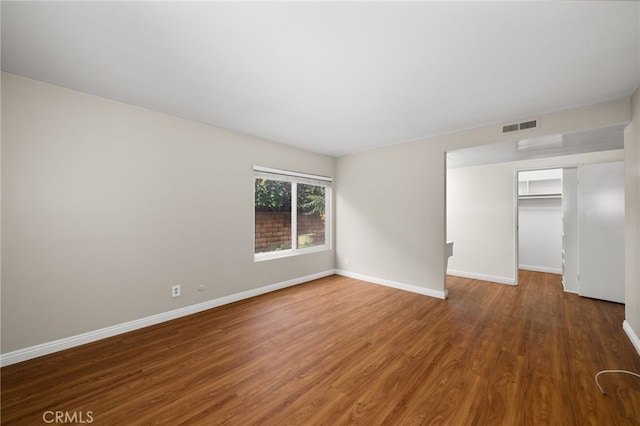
[2,2,639,157]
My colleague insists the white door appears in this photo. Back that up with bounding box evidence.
[578,162,625,303]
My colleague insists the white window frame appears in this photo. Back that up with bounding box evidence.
[254,166,332,261]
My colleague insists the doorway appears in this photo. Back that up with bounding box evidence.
[444,124,625,297]
[516,168,564,279]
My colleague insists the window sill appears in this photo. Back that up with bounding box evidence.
[254,245,330,262]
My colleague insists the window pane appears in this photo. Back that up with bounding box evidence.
[296,184,326,249]
[255,178,292,253]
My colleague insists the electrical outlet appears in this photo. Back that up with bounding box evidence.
[171,284,181,298]
[345,257,350,265]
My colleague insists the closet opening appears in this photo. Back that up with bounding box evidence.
[516,168,564,284]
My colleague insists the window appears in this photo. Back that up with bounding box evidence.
[254,166,331,260]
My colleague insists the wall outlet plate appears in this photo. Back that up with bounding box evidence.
[171,285,181,298]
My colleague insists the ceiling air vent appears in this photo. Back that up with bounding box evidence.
[519,119,538,130]
[502,118,539,134]
[502,123,519,133]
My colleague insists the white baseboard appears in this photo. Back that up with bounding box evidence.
[447,269,515,285]
[519,265,563,274]
[623,320,640,356]
[335,269,447,299]
[0,270,335,367]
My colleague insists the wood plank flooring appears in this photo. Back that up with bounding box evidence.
[2,271,640,425]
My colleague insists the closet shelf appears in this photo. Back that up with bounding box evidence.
[518,193,562,200]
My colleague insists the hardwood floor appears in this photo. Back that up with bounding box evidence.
[2,271,640,425]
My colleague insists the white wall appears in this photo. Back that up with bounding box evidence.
[446,163,515,283]
[518,198,563,274]
[624,85,640,350]
[1,73,336,354]
[335,143,446,296]
[336,97,630,296]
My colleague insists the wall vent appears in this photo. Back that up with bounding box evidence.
[502,118,539,134]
